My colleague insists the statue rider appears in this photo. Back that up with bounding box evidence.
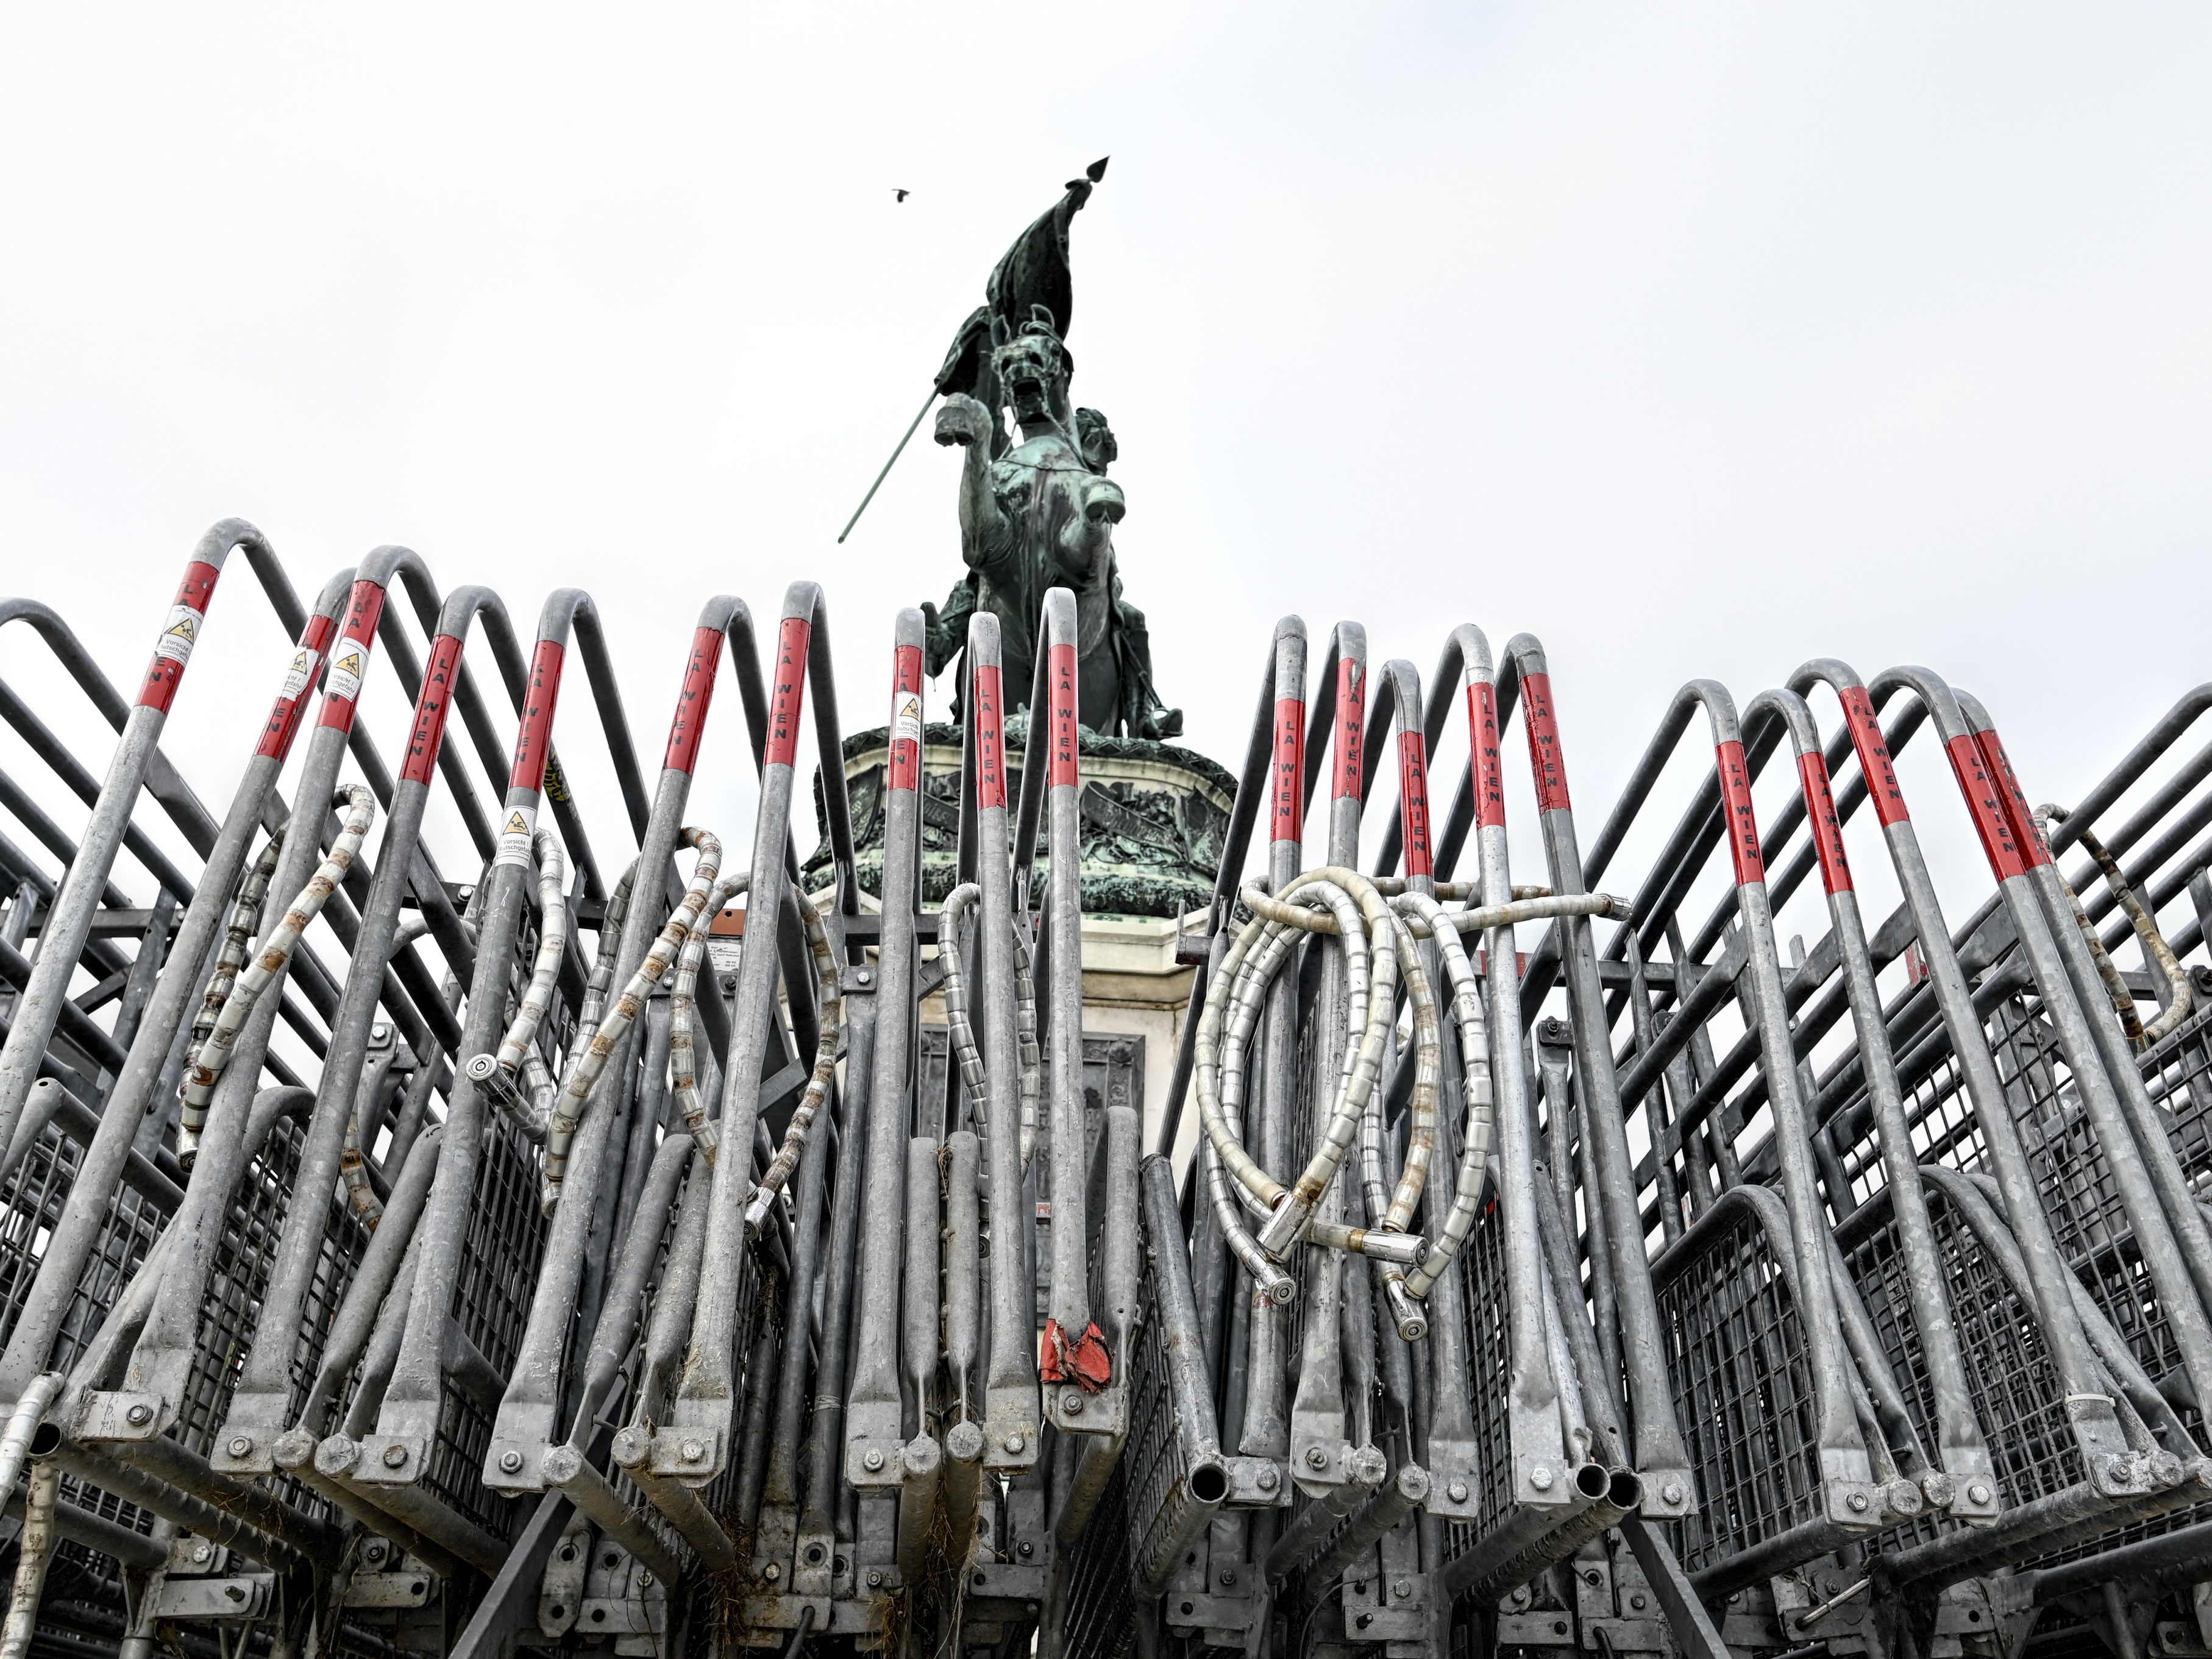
[922,308,1179,740]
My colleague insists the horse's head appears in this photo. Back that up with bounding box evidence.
[990,305,1070,430]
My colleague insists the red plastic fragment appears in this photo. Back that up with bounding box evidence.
[1040,1318,1112,1391]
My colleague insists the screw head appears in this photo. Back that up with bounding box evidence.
[228,1435,252,1457]
[1256,1466,1279,1491]
[372,1025,389,1042]
[1306,1448,1328,1470]
[382,1443,409,1469]
[681,1438,706,1463]
[862,1448,886,1472]
[856,969,872,985]
[499,1449,525,1474]
[867,1569,883,1588]
[1846,1490,1870,1513]
[193,1543,213,1563]
[1662,1480,1685,1505]
[1219,1570,1236,1588]
[1062,1391,1083,1416]
[126,1403,153,1426]
[1969,1482,1993,1504]
[1447,1480,1469,1503]
[1004,1433,1025,1454]
[639,1572,653,1588]
[1394,1579,1413,1599]
[1018,1541,1034,1559]
[1530,1465,1554,1491]
[1584,1569,1604,1586]
[763,1563,781,1581]
[1631,1594,1648,1611]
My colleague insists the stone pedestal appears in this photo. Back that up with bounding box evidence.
[802,717,1228,1153]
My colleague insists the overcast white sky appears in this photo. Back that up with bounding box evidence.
[3,5,2208,984]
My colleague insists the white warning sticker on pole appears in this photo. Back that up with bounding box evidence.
[152,605,204,667]
[277,647,320,702]
[494,806,538,869]
[892,692,924,750]
[324,642,372,704]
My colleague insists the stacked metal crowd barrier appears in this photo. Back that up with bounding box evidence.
[5,528,2212,1659]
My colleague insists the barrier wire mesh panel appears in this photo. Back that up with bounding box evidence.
[1654,1196,1822,1576]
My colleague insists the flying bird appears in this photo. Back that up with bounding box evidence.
[895,188,909,202]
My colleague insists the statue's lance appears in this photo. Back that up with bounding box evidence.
[837,157,1109,544]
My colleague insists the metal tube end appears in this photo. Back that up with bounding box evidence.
[1354,1229,1426,1268]
[944,1421,986,1466]
[1255,1192,1310,1259]
[1384,1279,1428,1341]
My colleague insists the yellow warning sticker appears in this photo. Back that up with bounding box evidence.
[151,606,202,666]
[277,647,319,702]
[494,805,538,869]
[324,645,371,704]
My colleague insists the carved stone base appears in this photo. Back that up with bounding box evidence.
[803,717,1231,920]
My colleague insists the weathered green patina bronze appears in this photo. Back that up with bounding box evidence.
[917,163,1181,742]
[804,718,1231,919]
[808,165,1226,917]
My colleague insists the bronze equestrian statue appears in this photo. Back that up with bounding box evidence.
[916,163,1181,740]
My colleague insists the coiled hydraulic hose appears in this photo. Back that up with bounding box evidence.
[339,909,434,1229]
[669,870,746,1160]
[1198,868,1628,1327]
[182,830,285,1117]
[936,881,1042,1183]
[500,828,571,1076]
[743,888,844,1232]
[1392,891,1492,1301]
[538,828,724,1213]
[466,830,571,1142]
[2034,802,2193,1050]
[1197,867,1403,1308]
[177,785,377,1165]
[574,859,638,1060]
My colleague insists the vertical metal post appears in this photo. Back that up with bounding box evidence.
[1289,627,1364,1493]
[847,613,928,1488]
[967,614,1041,1475]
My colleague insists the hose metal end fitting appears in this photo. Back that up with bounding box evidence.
[742,1185,775,1237]
[464,1051,528,1116]
[1384,1278,1428,1341]
[1353,1229,1426,1269]
[1256,1262,1298,1307]
[1255,1192,1310,1260]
